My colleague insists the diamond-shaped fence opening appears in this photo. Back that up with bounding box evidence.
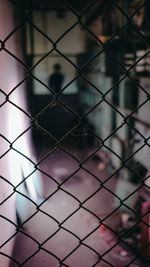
[0,135,11,158]
[0,90,7,107]
[0,0,150,267]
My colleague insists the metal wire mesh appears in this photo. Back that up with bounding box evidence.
[0,0,150,266]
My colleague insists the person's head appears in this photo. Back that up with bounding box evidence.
[53,63,61,72]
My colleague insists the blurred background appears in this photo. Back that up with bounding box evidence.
[0,0,150,266]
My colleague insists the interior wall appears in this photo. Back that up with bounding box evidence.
[0,1,34,266]
[27,10,86,94]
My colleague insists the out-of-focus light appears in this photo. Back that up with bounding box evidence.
[98,35,108,43]
[99,224,106,230]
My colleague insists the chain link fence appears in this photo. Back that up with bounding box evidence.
[0,0,150,266]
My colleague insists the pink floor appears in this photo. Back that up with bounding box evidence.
[9,146,147,266]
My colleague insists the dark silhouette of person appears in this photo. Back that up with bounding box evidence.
[48,63,64,94]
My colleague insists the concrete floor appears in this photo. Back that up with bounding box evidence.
[9,144,148,267]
